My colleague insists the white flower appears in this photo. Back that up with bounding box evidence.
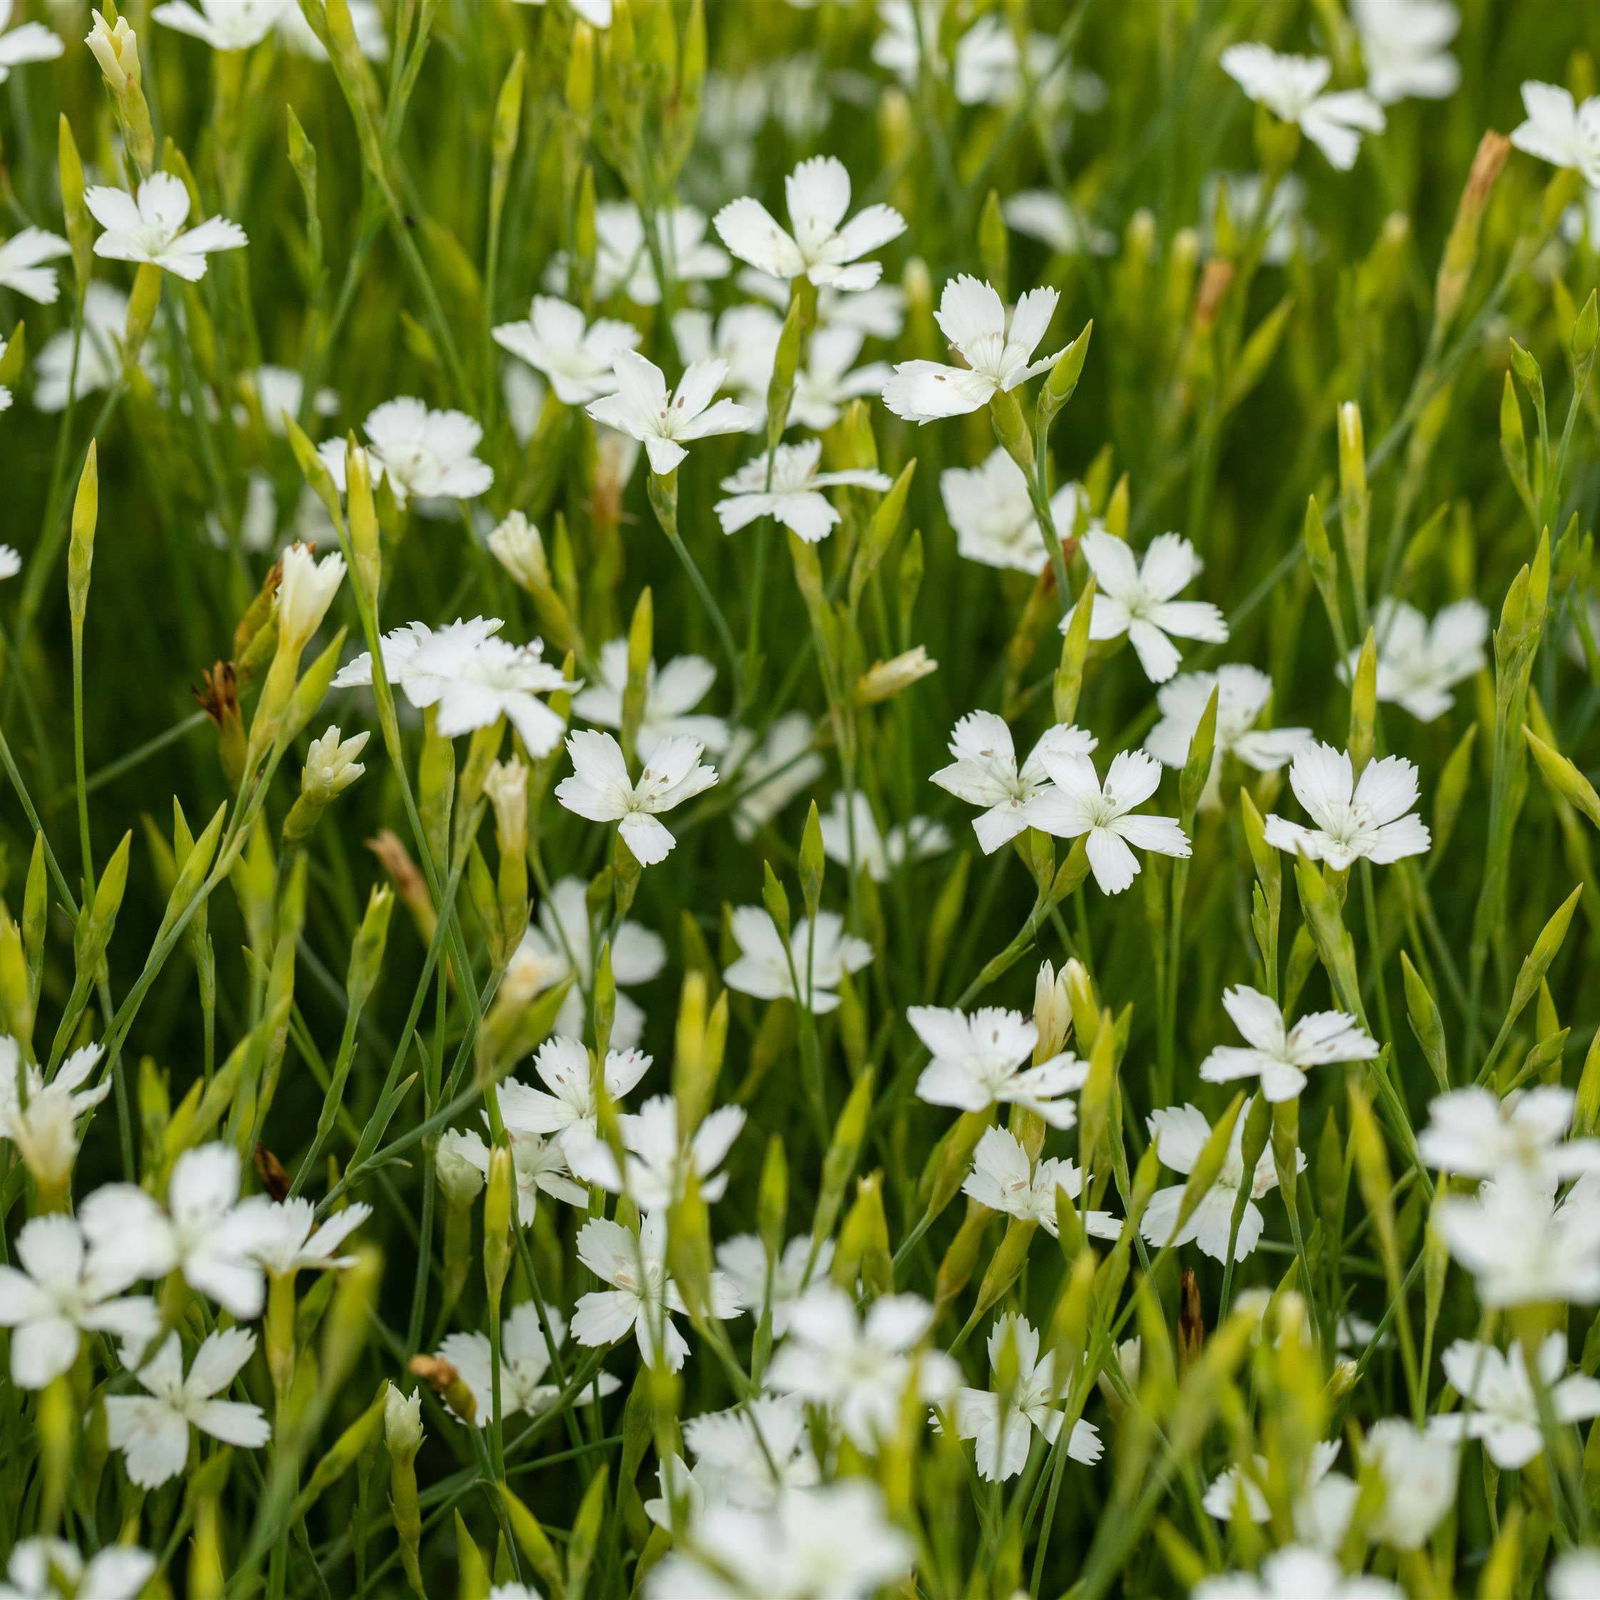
[947,1313,1102,1481]
[0,547,20,580]
[571,1213,736,1372]
[586,351,755,475]
[0,1039,109,1189]
[437,1303,617,1426]
[1263,745,1430,868]
[106,1329,270,1488]
[671,304,783,421]
[1417,1085,1600,1180]
[1141,1104,1288,1263]
[0,3,63,83]
[0,1539,155,1600]
[565,1094,745,1211]
[647,1481,912,1600]
[963,1126,1120,1240]
[555,730,719,866]
[0,228,70,304]
[1353,0,1459,105]
[572,638,728,760]
[589,201,727,305]
[1029,748,1192,895]
[275,540,345,651]
[941,448,1085,574]
[152,0,283,50]
[1438,1173,1600,1306]
[1201,172,1309,266]
[1360,1419,1457,1550]
[675,1394,820,1512]
[715,1235,833,1337]
[714,156,906,292]
[244,364,338,435]
[909,1005,1087,1128]
[716,439,891,544]
[789,326,895,432]
[276,0,387,58]
[79,1142,277,1317]
[1219,44,1386,170]
[1194,1547,1398,1600]
[333,616,573,756]
[318,397,493,507]
[820,790,949,881]
[722,907,872,1014]
[883,275,1064,421]
[1432,1334,1600,1468]
[513,877,665,1049]
[492,296,640,405]
[1551,1549,1600,1600]
[450,1126,586,1223]
[1002,190,1118,258]
[1199,986,1378,1103]
[499,1035,652,1154]
[1201,1440,1347,1533]
[34,283,135,412]
[86,173,246,281]
[384,1382,423,1453]
[1348,597,1487,721]
[241,1198,371,1277]
[1510,82,1600,185]
[726,713,825,840]
[930,711,1097,854]
[767,1285,957,1449]
[1065,530,1227,683]
[737,266,907,341]
[0,1215,158,1389]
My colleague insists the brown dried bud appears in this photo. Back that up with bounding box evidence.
[253,1143,290,1202]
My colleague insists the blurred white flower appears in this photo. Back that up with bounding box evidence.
[820,790,949,880]
[1346,597,1488,721]
[1510,82,1600,185]
[437,1303,616,1426]
[941,448,1085,574]
[1417,1086,1600,1181]
[589,201,727,304]
[726,713,824,841]
[1361,1419,1457,1549]
[493,296,640,405]
[1195,1547,1397,1600]
[1145,665,1311,807]
[1437,1172,1600,1306]
[723,907,872,1013]
[671,304,783,421]
[152,0,282,50]
[1220,44,1385,170]
[0,4,63,82]
[1002,190,1117,257]
[1432,1333,1600,1467]
[566,1094,745,1211]
[715,1235,833,1337]
[0,228,70,304]
[1352,0,1460,105]
[318,397,492,507]
[0,1539,154,1600]
[573,638,728,760]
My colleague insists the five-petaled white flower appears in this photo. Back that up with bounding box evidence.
[1199,985,1378,1102]
[152,0,283,50]
[492,295,641,405]
[908,1005,1088,1128]
[106,1328,270,1488]
[319,397,493,507]
[0,1214,158,1389]
[0,229,70,304]
[883,275,1065,421]
[1263,745,1430,868]
[1064,530,1228,683]
[1220,43,1386,170]
[722,907,872,1014]
[1510,81,1600,185]
[1353,0,1460,105]
[963,1126,1120,1239]
[242,1197,372,1278]
[499,1035,652,1155]
[714,155,906,291]
[715,439,891,543]
[930,711,1097,854]
[555,730,718,866]
[566,1094,746,1211]
[586,350,756,475]
[572,639,728,761]
[946,1313,1102,1481]
[86,173,247,281]
[1029,748,1191,895]
[1417,1086,1600,1180]
[1349,597,1488,721]
[1432,1334,1600,1469]
[941,448,1086,574]
[0,1538,156,1600]
[437,1303,617,1427]
[0,3,63,83]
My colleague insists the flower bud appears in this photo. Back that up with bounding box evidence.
[854,646,937,705]
[276,542,346,657]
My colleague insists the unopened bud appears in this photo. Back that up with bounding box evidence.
[854,646,937,705]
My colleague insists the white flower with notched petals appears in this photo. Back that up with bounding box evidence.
[790,326,895,432]
[909,1005,1087,1128]
[1431,1334,1600,1468]
[498,1035,652,1155]
[1361,1420,1457,1550]
[86,173,246,281]
[586,351,756,476]
[1353,0,1459,105]
[820,790,949,882]
[318,397,493,507]
[492,296,640,406]
[566,1094,745,1212]
[941,448,1087,575]
[716,439,891,545]
[1263,745,1430,868]
[1220,44,1386,170]
[1142,1104,1293,1263]
[587,201,726,305]
[1028,748,1191,895]
[573,637,728,761]
[947,1314,1102,1481]
[884,275,1064,422]
[0,1215,158,1389]
[1195,1547,1398,1600]
[715,1235,833,1338]
[106,1329,270,1488]
[963,1126,1120,1240]
[152,0,283,50]
[715,156,905,292]
[449,1126,586,1223]
[930,711,1097,854]
[767,1285,956,1449]
[675,1395,820,1515]
[555,730,719,866]
[572,1213,736,1372]
[1064,530,1228,683]
[0,3,63,83]
[241,1198,371,1277]
[1437,1172,1600,1306]
[0,1039,110,1189]
[726,714,825,841]
[722,907,872,1014]
[1346,597,1488,721]
[1199,986,1378,1103]
[0,1539,155,1600]
[0,229,70,304]
[1510,82,1600,185]
[1417,1086,1600,1180]
[437,1303,617,1427]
